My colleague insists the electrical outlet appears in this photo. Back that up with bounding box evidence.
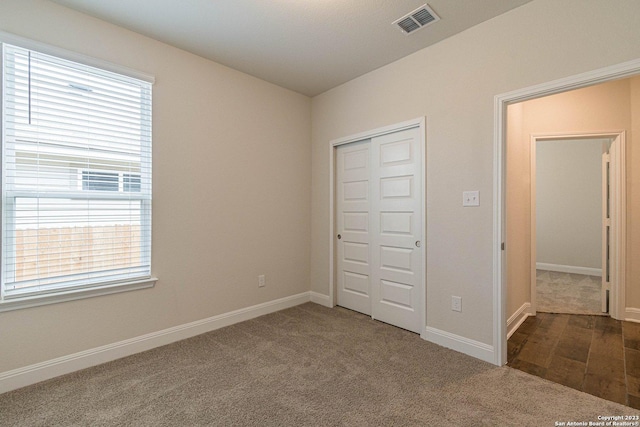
[463,191,480,207]
[451,296,462,312]
[258,275,265,288]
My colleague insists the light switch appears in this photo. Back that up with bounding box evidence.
[463,191,480,207]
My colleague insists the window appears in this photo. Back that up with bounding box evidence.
[1,38,155,310]
[82,171,120,192]
[81,171,141,192]
[123,174,141,193]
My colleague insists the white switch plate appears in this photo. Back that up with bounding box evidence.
[452,296,462,312]
[258,275,265,287]
[463,190,480,207]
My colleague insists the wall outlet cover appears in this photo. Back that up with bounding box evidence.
[463,191,480,207]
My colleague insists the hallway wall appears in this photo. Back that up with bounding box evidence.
[536,138,606,271]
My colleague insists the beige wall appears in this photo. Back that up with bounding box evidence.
[3,0,640,374]
[506,103,529,317]
[536,139,605,270]
[0,0,311,373]
[507,77,640,320]
[312,0,640,346]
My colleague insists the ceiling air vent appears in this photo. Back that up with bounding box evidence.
[393,4,440,35]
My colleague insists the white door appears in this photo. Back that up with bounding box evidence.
[336,127,423,333]
[601,138,622,315]
[602,150,610,313]
[336,140,372,315]
[370,128,423,333]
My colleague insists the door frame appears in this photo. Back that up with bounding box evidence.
[328,117,427,336]
[493,57,640,366]
[529,131,626,318]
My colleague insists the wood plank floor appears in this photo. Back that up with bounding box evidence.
[508,313,640,408]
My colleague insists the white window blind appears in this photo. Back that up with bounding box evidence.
[1,43,152,302]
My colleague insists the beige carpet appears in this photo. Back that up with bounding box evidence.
[0,303,634,426]
[537,270,604,315]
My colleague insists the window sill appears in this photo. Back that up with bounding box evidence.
[0,277,157,313]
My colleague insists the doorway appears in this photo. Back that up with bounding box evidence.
[504,97,630,402]
[497,71,639,407]
[493,58,640,367]
[530,134,624,317]
[329,118,426,335]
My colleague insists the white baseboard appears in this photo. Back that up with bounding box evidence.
[0,291,315,394]
[507,303,532,339]
[536,262,602,277]
[424,327,494,364]
[625,308,640,323]
[309,291,332,308]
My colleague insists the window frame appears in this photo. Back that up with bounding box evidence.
[0,32,157,312]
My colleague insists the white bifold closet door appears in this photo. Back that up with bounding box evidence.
[336,127,423,333]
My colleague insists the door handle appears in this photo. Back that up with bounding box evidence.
[337,234,342,240]
[415,241,421,247]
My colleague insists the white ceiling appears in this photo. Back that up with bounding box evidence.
[50,0,533,97]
